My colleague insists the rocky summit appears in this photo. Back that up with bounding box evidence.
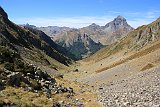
[104,15,131,31]
[80,15,134,45]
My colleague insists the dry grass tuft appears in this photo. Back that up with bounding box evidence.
[141,63,154,71]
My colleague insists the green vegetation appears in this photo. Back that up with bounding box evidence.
[20,82,27,88]
[0,87,53,107]
[0,47,24,72]
[67,42,88,59]
[108,43,124,56]
[4,62,14,71]
[30,79,41,90]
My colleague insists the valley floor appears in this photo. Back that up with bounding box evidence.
[64,65,160,107]
[64,41,160,107]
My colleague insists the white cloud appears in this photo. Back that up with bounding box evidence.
[12,16,115,28]
[11,10,160,28]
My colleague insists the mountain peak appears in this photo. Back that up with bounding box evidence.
[103,15,133,37]
[105,15,129,28]
[88,23,100,29]
[90,23,98,26]
[116,15,125,19]
[114,15,126,22]
[24,23,37,28]
[0,6,8,19]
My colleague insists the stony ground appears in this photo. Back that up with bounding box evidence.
[97,66,160,107]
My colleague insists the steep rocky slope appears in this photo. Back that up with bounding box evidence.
[0,6,74,66]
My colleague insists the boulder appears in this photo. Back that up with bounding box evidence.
[35,70,43,79]
[74,69,79,72]
[7,72,29,87]
[0,80,4,90]
[52,103,61,107]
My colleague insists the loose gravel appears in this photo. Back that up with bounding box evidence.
[98,66,160,107]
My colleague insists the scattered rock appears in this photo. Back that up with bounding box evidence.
[52,102,61,107]
[99,87,103,90]
[74,69,79,72]
[98,67,160,107]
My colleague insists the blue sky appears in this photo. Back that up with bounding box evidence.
[0,0,160,28]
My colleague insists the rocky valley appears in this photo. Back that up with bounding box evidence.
[0,3,160,107]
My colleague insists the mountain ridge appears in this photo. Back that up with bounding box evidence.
[0,6,74,65]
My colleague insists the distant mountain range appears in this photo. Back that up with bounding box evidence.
[37,26,71,37]
[30,16,133,59]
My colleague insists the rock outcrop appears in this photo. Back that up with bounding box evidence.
[0,46,73,99]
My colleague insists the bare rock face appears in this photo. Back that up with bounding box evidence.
[104,15,131,31]
[87,17,160,63]
[120,17,160,51]
[134,18,160,48]
[81,16,134,45]
[78,16,133,45]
